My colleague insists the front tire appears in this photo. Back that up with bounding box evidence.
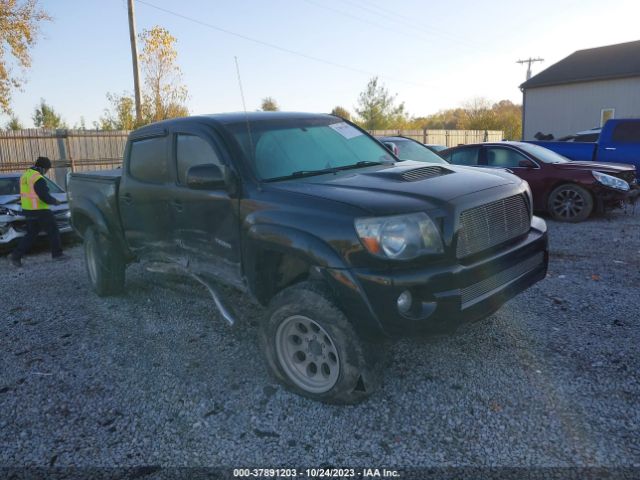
[84,226,125,296]
[259,282,382,404]
[547,184,593,222]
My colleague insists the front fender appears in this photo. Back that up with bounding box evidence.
[245,223,346,268]
[244,224,387,339]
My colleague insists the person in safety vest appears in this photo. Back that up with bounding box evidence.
[10,157,68,267]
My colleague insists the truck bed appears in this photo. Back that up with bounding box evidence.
[527,140,597,161]
[67,169,123,240]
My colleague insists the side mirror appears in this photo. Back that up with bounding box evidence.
[519,159,535,169]
[186,164,225,190]
[383,142,399,156]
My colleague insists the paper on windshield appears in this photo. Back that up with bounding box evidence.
[329,122,363,140]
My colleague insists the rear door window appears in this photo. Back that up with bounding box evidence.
[129,137,169,183]
[611,122,640,143]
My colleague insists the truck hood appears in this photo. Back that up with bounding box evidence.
[267,161,520,215]
[553,161,636,173]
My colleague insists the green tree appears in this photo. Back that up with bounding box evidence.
[32,98,65,128]
[355,77,407,130]
[5,114,23,130]
[260,97,279,111]
[98,92,137,130]
[0,0,51,114]
[138,26,189,122]
[330,106,351,121]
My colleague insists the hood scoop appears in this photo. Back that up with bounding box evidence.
[399,165,453,182]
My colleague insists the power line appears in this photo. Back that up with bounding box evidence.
[301,0,440,47]
[134,0,427,88]
[344,0,513,55]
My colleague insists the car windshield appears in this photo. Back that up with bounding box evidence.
[392,139,448,164]
[227,118,395,181]
[517,143,571,163]
[0,178,19,195]
[0,176,64,196]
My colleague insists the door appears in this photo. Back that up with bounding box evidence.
[599,121,640,175]
[119,134,176,258]
[170,130,242,288]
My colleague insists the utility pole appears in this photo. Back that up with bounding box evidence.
[516,57,544,80]
[128,0,143,125]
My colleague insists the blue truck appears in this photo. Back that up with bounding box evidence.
[528,119,640,180]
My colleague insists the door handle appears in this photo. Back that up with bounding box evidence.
[171,200,183,212]
[604,147,616,151]
[122,193,132,205]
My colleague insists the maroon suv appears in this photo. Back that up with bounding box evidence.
[440,141,639,222]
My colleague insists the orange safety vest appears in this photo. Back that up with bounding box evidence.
[20,169,50,210]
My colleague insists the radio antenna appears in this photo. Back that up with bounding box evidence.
[234,56,255,165]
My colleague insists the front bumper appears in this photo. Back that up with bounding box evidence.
[594,184,640,211]
[0,212,73,245]
[324,216,549,338]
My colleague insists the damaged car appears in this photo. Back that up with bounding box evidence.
[0,173,72,249]
[68,112,549,404]
[440,141,639,222]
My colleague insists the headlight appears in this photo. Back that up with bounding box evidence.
[592,171,629,191]
[355,212,443,260]
[0,206,15,216]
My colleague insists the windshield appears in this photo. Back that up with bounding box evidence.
[518,143,571,163]
[393,139,448,164]
[0,176,64,196]
[227,119,394,180]
[0,178,19,195]
[44,176,64,193]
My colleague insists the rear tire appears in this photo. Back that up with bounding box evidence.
[84,226,125,296]
[259,282,383,404]
[547,184,593,222]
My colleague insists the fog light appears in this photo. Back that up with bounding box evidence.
[397,290,413,314]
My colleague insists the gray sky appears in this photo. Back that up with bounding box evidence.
[5,0,640,127]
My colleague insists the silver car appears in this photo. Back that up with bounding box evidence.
[0,173,72,247]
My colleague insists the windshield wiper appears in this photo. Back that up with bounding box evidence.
[334,160,388,171]
[264,161,389,182]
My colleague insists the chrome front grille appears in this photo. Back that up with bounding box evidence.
[401,166,451,182]
[460,252,544,307]
[456,194,530,258]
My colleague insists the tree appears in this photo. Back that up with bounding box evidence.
[98,92,137,130]
[355,77,407,130]
[0,0,51,114]
[73,116,87,130]
[5,114,23,130]
[32,98,65,128]
[138,26,189,122]
[261,97,279,111]
[330,106,351,121]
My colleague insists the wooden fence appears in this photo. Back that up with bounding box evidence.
[0,129,129,187]
[369,129,503,146]
[0,127,503,187]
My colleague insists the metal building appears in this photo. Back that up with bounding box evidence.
[520,40,640,140]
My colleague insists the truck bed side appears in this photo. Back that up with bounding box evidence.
[67,169,126,248]
[526,140,597,161]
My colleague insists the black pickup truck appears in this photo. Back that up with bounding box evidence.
[67,112,548,403]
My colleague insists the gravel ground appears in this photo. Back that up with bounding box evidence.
[0,211,639,471]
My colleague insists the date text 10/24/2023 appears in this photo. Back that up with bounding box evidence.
[233,468,400,478]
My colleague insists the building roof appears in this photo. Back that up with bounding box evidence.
[520,40,640,89]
